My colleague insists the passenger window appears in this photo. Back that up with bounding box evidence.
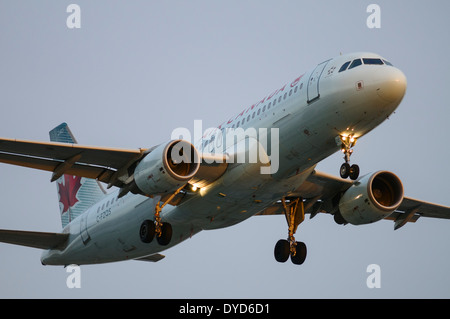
[247,115,250,121]
[278,96,282,103]
[284,93,287,99]
[294,86,298,93]
[348,59,362,69]
[263,105,267,112]
[339,61,351,72]
[252,112,255,119]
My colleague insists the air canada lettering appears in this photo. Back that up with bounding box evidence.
[224,74,304,126]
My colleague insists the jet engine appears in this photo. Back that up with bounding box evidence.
[338,171,404,225]
[134,140,200,196]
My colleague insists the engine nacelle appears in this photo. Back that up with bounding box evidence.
[134,140,200,196]
[339,171,404,225]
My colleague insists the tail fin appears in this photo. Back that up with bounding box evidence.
[50,123,107,227]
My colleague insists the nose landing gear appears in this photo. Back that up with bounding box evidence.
[274,197,307,265]
[339,135,360,180]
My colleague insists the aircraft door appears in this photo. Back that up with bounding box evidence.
[307,59,330,103]
[79,211,91,245]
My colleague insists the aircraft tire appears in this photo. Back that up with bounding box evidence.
[274,239,290,263]
[349,164,360,180]
[290,242,307,265]
[340,163,350,179]
[334,211,346,225]
[157,223,173,246]
[140,220,155,243]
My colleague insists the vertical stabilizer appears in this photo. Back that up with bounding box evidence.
[50,123,107,227]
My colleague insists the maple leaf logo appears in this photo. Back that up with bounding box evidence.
[58,175,82,214]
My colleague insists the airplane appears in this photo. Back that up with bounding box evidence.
[0,51,449,267]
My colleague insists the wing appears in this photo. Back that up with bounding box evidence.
[0,134,228,199]
[0,229,69,250]
[257,170,450,230]
[388,197,450,229]
[0,137,147,187]
[256,171,352,217]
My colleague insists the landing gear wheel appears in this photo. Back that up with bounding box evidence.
[333,212,346,225]
[156,222,173,246]
[274,239,290,263]
[340,163,350,179]
[274,197,308,265]
[139,220,155,243]
[290,242,307,265]
[349,164,360,180]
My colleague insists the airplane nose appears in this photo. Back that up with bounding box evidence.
[375,67,407,103]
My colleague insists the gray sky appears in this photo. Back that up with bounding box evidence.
[0,0,449,298]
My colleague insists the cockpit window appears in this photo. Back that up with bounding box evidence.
[340,57,393,73]
[363,58,384,65]
[348,59,362,69]
[339,61,351,72]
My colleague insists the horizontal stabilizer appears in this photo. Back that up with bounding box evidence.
[0,229,69,250]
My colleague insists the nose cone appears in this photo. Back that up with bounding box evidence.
[376,67,407,103]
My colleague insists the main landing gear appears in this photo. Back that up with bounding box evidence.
[339,135,360,180]
[274,197,307,265]
[139,208,173,246]
[139,186,184,246]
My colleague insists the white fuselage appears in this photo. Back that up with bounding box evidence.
[41,52,407,265]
